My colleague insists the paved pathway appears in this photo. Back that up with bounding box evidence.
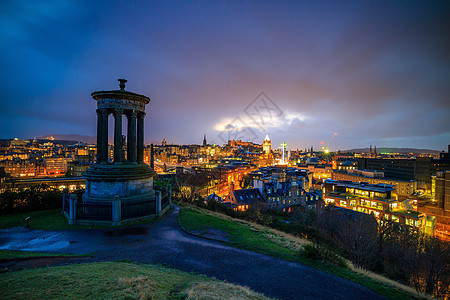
[0,206,385,300]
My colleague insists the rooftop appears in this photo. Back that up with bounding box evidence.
[394,210,424,218]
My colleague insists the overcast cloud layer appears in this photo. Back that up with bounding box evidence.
[0,0,449,151]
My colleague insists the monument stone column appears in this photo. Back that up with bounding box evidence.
[101,109,109,163]
[114,108,123,163]
[96,109,103,163]
[137,112,145,163]
[127,110,137,163]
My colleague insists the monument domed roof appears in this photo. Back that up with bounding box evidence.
[91,79,150,105]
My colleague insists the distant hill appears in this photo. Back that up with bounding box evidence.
[346,147,442,155]
[38,134,97,145]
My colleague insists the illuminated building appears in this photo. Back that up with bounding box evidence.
[336,159,357,170]
[298,164,333,180]
[419,171,450,241]
[357,147,450,190]
[324,179,428,233]
[67,161,93,177]
[43,156,72,175]
[0,177,85,192]
[332,169,416,198]
[259,135,274,167]
[1,160,45,177]
[263,134,271,154]
[249,166,322,211]
[224,182,264,211]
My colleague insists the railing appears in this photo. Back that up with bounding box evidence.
[64,186,172,224]
[63,196,70,214]
[161,190,170,209]
[76,201,112,221]
[122,199,156,220]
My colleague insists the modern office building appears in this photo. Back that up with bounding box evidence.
[324,179,427,233]
[332,169,416,198]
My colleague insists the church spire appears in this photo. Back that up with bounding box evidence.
[203,134,207,146]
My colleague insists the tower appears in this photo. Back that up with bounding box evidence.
[203,134,207,147]
[280,142,287,164]
[263,134,271,155]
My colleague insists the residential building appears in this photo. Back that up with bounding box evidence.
[224,182,265,211]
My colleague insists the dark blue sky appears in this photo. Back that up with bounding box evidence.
[1,0,449,151]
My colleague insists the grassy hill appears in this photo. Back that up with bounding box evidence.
[0,261,273,299]
[178,206,427,300]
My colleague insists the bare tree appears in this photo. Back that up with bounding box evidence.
[407,236,450,298]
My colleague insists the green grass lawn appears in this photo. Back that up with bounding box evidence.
[0,261,272,299]
[179,207,295,261]
[0,208,161,230]
[178,207,425,300]
[0,209,72,230]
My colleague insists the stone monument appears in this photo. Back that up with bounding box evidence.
[63,79,170,225]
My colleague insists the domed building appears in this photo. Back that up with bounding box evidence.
[339,160,357,170]
[306,157,319,165]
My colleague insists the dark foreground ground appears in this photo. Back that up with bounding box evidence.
[0,206,385,300]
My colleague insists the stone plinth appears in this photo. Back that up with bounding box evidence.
[83,164,155,202]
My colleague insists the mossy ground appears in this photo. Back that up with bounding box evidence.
[0,261,272,299]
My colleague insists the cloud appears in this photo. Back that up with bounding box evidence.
[0,1,449,150]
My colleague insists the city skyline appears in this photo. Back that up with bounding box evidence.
[1,1,449,150]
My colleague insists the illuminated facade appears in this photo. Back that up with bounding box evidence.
[332,169,416,198]
[263,134,271,154]
[324,179,427,233]
[420,171,450,241]
[260,134,274,166]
